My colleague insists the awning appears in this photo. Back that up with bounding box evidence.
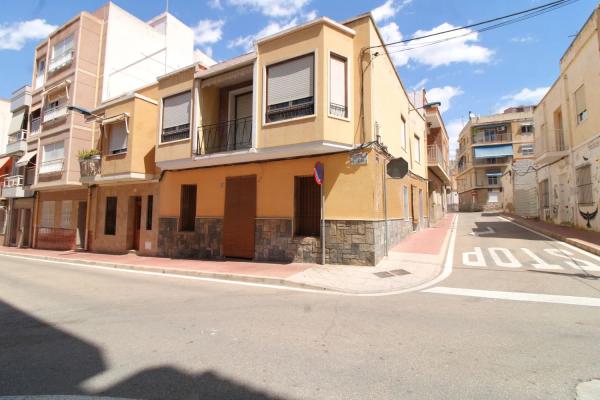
[8,110,25,134]
[102,113,130,133]
[43,79,71,101]
[16,151,37,167]
[474,144,513,158]
[0,156,10,170]
[486,171,502,177]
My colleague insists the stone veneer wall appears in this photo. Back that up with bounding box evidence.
[158,217,223,259]
[159,217,420,266]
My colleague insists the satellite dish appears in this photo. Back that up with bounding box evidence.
[387,158,408,179]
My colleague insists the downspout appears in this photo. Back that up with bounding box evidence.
[32,191,40,248]
[382,155,388,257]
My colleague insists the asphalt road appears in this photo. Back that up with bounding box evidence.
[1,212,599,400]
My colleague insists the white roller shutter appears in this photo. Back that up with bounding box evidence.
[330,56,346,107]
[108,122,128,154]
[267,54,314,106]
[163,92,191,129]
[8,110,25,134]
[43,141,64,162]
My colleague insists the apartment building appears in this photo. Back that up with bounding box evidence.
[0,86,36,248]
[0,97,13,239]
[455,106,535,211]
[27,2,195,250]
[534,5,600,231]
[424,98,451,223]
[150,13,430,266]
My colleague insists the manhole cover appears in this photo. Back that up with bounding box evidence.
[374,269,410,278]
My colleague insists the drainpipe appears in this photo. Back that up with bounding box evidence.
[321,183,325,265]
[382,155,388,257]
[32,191,39,248]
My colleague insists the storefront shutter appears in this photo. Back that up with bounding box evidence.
[267,54,314,106]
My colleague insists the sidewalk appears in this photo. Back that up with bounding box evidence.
[502,213,600,257]
[0,214,456,295]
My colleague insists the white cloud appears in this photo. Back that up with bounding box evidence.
[412,78,428,91]
[192,19,225,45]
[426,86,464,113]
[446,118,466,159]
[229,19,298,51]
[511,35,535,43]
[0,19,56,50]
[221,0,311,18]
[382,22,493,68]
[372,0,412,22]
[495,87,548,113]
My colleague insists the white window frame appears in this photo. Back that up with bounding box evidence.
[262,50,318,127]
[327,51,350,121]
[159,90,193,145]
[521,144,534,156]
[574,85,588,125]
[35,58,46,89]
[401,115,407,150]
[107,121,129,155]
[51,35,74,60]
[413,134,421,164]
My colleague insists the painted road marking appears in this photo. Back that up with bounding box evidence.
[423,286,600,307]
[469,226,496,236]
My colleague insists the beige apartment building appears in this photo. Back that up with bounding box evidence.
[456,106,536,212]
[152,13,435,266]
[534,5,600,231]
[24,3,196,250]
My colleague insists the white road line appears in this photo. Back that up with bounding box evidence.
[423,286,600,307]
[498,216,600,262]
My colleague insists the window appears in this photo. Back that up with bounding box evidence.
[104,197,117,235]
[162,92,191,143]
[146,195,153,231]
[574,85,588,124]
[294,176,320,237]
[35,58,45,89]
[413,135,421,164]
[180,185,197,232]
[0,209,6,235]
[521,144,534,156]
[576,165,593,205]
[40,201,56,228]
[40,141,64,174]
[266,54,314,123]
[521,123,534,134]
[60,201,72,229]
[401,116,407,149]
[403,185,409,219]
[487,175,498,186]
[329,54,347,118]
[540,179,549,208]
[30,109,42,134]
[52,35,74,59]
[108,122,128,154]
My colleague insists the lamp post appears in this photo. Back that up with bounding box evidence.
[67,105,103,120]
[409,101,442,113]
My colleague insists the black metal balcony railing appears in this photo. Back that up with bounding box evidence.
[162,124,190,143]
[329,103,347,118]
[196,117,252,155]
[266,100,314,123]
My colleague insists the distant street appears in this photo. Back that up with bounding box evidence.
[1,212,599,400]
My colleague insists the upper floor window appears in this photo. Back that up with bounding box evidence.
[401,116,407,149]
[329,54,347,118]
[576,164,593,205]
[521,144,534,156]
[520,123,533,134]
[49,35,74,73]
[266,54,314,123]
[162,92,191,143]
[107,121,128,155]
[35,58,45,89]
[574,85,588,124]
[40,141,64,174]
[413,134,421,164]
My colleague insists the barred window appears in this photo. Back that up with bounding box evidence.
[60,201,72,229]
[294,176,320,237]
[540,179,549,208]
[40,201,56,228]
[576,165,593,205]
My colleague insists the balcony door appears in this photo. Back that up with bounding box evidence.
[229,88,252,151]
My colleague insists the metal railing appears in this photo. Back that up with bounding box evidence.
[472,132,512,144]
[8,129,27,144]
[30,117,41,135]
[427,145,448,171]
[473,157,511,166]
[196,117,252,155]
[161,124,190,143]
[329,103,347,118]
[266,101,314,123]
[48,50,74,73]
[79,158,101,177]
[38,159,64,175]
[43,106,68,123]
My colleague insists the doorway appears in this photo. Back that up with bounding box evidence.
[9,208,19,246]
[21,209,32,247]
[230,89,252,150]
[223,175,256,259]
[76,202,87,249]
[130,196,142,251]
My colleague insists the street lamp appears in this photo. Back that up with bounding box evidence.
[409,101,442,112]
[67,105,103,120]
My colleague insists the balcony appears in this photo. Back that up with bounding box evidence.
[161,124,190,143]
[6,130,27,154]
[48,50,74,74]
[472,132,512,145]
[38,159,64,176]
[535,129,570,165]
[473,157,511,166]
[427,145,450,184]
[79,158,102,180]
[42,106,68,124]
[196,117,252,155]
[10,85,32,112]
[1,169,35,198]
[30,117,41,135]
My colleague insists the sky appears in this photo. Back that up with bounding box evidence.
[0,0,597,156]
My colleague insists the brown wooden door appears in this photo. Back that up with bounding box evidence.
[21,209,31,247]
[9,209,19,246]
[223,175,256,259]
[133,197,142,251]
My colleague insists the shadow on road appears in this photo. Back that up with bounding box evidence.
[0,300,286,400]
[470,221,552,241]
[528,269,599,280]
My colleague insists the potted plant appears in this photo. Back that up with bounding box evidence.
[78,148,101,160]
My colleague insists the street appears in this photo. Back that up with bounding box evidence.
[1,212,599,399]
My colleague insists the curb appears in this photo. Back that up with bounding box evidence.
[502,215,600,257]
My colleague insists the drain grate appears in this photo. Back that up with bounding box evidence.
[374,269,410,278]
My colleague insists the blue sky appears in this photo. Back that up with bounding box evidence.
[0,0,597,155]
